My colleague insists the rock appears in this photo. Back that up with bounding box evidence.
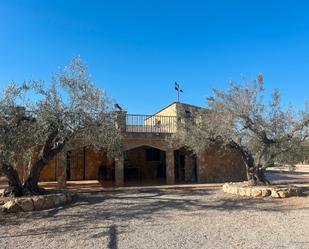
[59,194,68,203]
[49,195,58,205]
[19,198,34,211]
[223,182,300,199]
[251,188,262,197]
[32,195,46,210]
[53,197,62,206]
[277,190,288,198]
[271,188,294,198]
[261,189,271,197]
[222,183,228,192]
[230,186,235,194]
[271,190,280,198]
[43,196,56,209]
[53,194,67,206]
[1,192,72,213]
[238,188,245,196]
[232,187,238,195]
[2,200,22,213]
[245,188,252,197]
[226,185,231,193]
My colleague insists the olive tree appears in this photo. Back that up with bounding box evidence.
[0,83,36,196]
[0,57,122,196]
[175,75,309,185]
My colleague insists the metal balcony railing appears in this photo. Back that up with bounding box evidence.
[125,114,176,133]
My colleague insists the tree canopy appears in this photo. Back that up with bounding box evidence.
[175,75,309,185]
[0,57,122,196]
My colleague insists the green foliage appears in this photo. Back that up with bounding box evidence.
[0,56,122,179]
[31,56,122,157]
[175,75,309,169]
[0,83,36,168]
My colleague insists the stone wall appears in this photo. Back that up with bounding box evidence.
[2,192,72,213]
[223,182,301,198]
[69,147,113,180]
[38,138,247,185]
[14,146,58,182]
[40,157,57,181]
[40,147,112,182]
[85,147,110,180]
[197,146,247,183]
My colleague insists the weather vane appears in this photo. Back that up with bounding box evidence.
[174,81,183,102]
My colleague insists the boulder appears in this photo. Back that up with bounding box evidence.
[222,183,228,192]
[277,190,288,198]
[271,190,280,198]
[32,195,46,210]
[223,182,300,199]
[261,189,271,197]
[245,188,252,197]
[53,194,67,206]
[2,200,22,213]
[59,194,68,203]
[230,186,236,194]
[239,188,246,196]
[251,188,262,197]
[1,192,73,213]
[43,196,56,209]
[19,198,34,211]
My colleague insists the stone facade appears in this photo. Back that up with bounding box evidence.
[37,147,111,182]
[40,157,57,181]
[36,102,247,187]
[16,146,58,182]
[197,146,246,183]
[50,137,246,187]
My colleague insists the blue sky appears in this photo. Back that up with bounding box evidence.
[1,0,308,114]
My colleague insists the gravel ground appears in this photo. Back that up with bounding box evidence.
[1,186,309,249]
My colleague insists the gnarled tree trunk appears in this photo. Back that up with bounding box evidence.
[22,157,48,195]
[246,163,269,186]
[230,141,269,185]
[1,162,22,197]
[22,138,65,196]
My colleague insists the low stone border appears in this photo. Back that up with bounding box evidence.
[222,182,301,198]
[1,191,72,213]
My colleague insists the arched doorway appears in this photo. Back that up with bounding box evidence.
[124,145,166,185]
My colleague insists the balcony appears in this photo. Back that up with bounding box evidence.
[125,114,177,133]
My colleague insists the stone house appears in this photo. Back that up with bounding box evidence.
[37,102,247,187]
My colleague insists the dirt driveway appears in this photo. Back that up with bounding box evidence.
[1,186,309,249]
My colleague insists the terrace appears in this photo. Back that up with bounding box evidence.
[125,114,177,134]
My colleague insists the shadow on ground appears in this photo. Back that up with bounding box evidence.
[1,186,309,228]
